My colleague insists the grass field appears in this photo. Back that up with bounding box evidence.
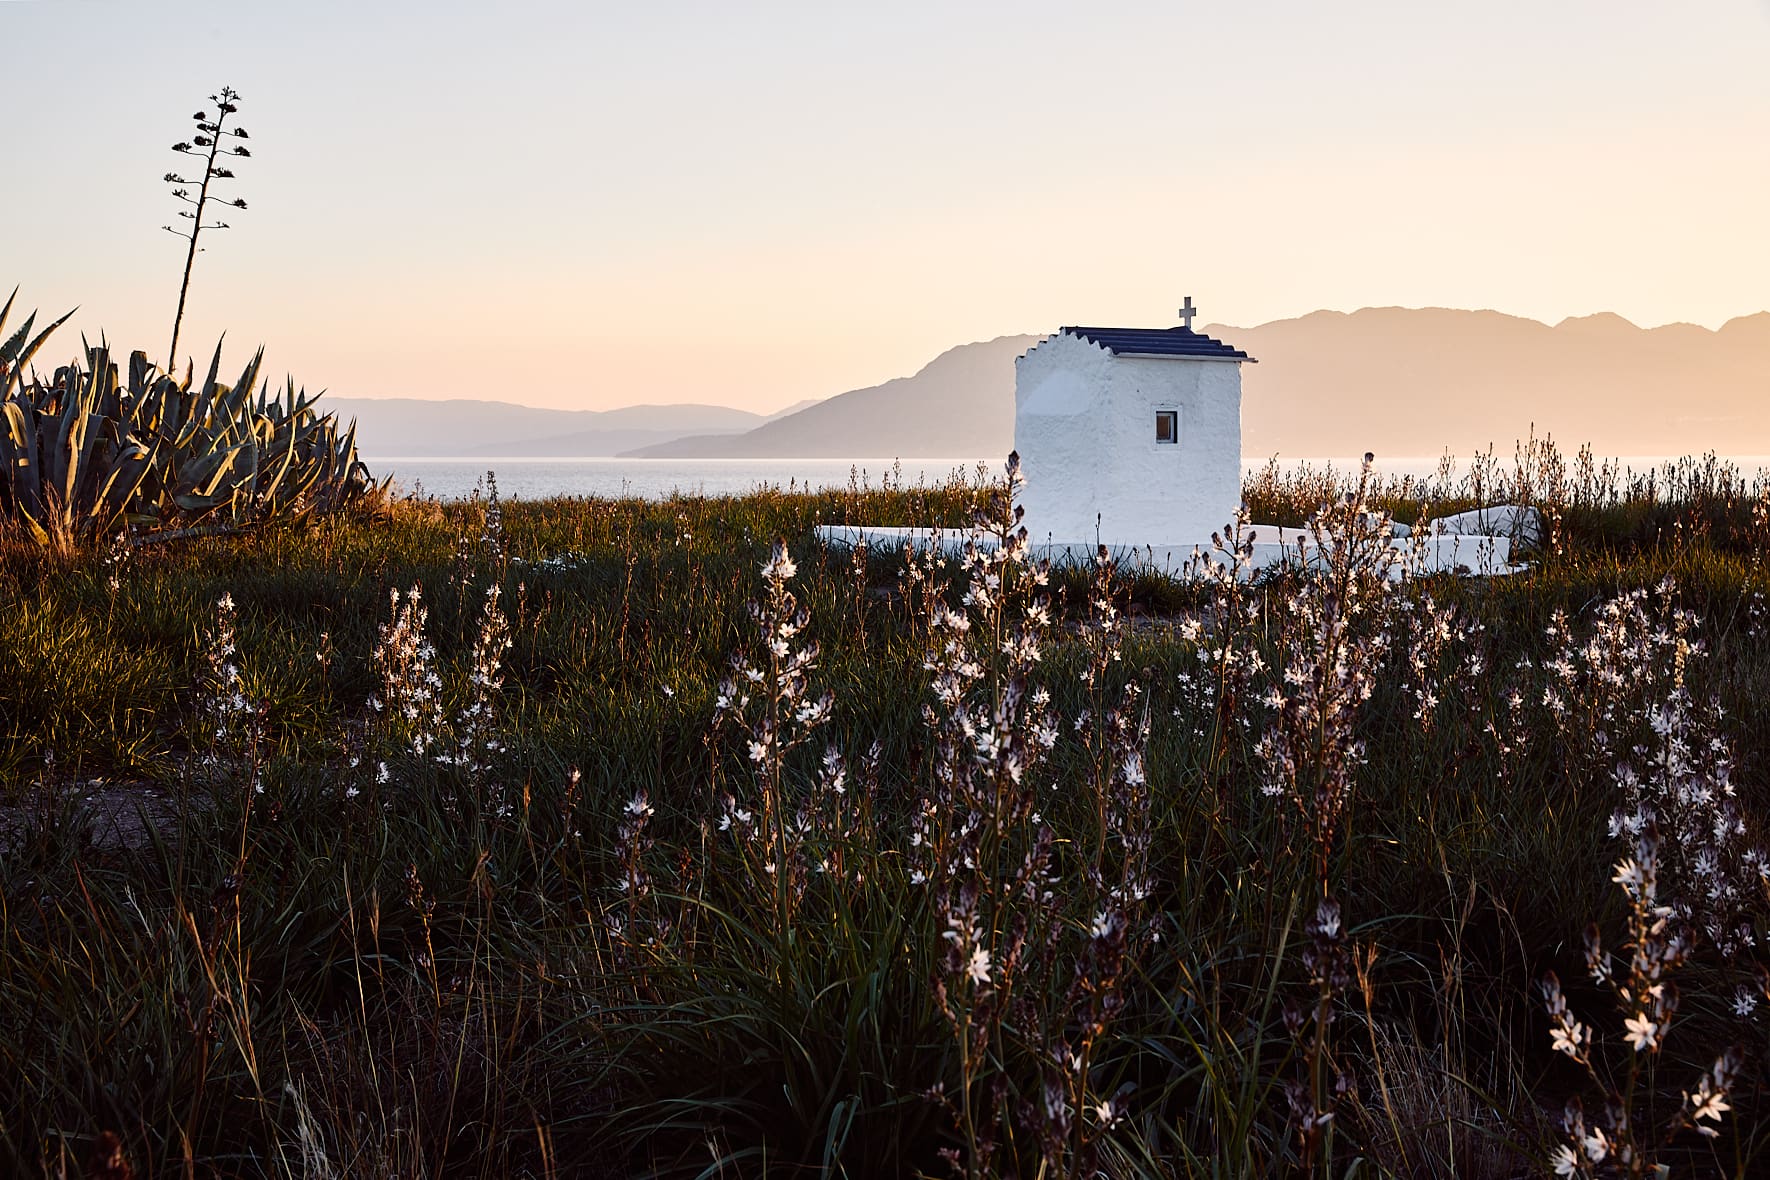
[3,450,1769,1178]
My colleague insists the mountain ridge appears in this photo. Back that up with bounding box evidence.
[621,335,1043,459]
[336,398,807,457]
[340,307,1770,460]
[625,306,1770,459]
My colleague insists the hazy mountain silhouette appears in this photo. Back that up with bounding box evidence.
[624,309,1770,459]
[335,399,789,457]
[341,309,1770,461]
[621,335,1041,458]
[1232,308,1770,458]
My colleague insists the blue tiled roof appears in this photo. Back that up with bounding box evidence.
[1062,325,1254,361]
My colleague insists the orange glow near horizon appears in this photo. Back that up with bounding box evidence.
[7,0,1768,413]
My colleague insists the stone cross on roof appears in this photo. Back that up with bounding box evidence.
[1177,296,1197,330]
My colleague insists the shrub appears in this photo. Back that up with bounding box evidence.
[0,289,376,549]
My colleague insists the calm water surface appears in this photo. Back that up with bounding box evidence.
[369,457,996,501]
[368,455,1770,502]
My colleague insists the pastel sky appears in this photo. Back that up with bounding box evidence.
[7,0,1769,412]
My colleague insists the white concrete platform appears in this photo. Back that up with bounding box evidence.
[814,523,1523,579]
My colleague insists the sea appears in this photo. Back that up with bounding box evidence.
[367,455,1770,503]
[371,457,996,501]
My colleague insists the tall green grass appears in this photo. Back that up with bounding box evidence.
[1,455,1767,1178]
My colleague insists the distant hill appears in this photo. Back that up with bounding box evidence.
[622,309,1770,460]
[342,309,1770,462]
[769,397,826,419]
[334,398,777,457]
[1231,308,1770,458]
[621,335,1042,458]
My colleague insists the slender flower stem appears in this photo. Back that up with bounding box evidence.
[167,86,243,371]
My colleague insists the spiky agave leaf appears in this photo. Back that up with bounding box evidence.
[0,297,78,399]
[2,289,375,546]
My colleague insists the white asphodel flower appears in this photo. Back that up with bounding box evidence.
[1549,1020,1587,1058]
[1623,1012,1659,1052]
[966,947,992,986]
[761,546,797,580]
[1688,1082,1730,1124]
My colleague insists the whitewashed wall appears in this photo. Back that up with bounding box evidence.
[1013,332,1244,545]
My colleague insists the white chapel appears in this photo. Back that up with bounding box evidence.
[817,299,1522,577]
[1014,298,1252,546]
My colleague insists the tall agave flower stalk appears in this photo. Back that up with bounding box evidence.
[163,86,253,372]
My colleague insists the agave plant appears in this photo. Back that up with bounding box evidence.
[1,288,377,547]
[0,290,143,544]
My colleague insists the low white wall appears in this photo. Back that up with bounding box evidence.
[814,524,1517,579]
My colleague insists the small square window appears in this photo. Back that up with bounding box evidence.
[1154,410,1178,444]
